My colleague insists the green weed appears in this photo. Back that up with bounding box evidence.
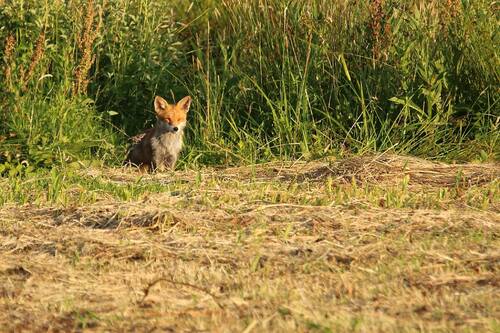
[1,0,499,171]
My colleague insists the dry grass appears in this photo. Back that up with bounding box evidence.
[85,154,500,187]
[1,155,499,332]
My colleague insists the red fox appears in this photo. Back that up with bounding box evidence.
[125,95,191,172]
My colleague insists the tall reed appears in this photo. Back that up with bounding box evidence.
[0,0,498,169]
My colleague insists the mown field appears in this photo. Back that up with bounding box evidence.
[1,155,499,332]
[1,0,499,332]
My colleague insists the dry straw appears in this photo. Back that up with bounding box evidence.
[0,154,498,332]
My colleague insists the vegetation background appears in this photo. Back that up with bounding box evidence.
[1,2,499,331]
[1,0,498,170]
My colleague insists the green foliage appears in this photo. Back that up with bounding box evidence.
[0,0,119,167]
[1,0,498,170]
[90,0,188,133]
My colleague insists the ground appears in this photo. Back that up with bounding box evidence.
[0,155,499,332]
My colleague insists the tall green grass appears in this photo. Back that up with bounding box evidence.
[1,0,498,170]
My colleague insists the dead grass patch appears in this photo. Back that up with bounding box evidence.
[83,154,500,188]
[1,155,499,332]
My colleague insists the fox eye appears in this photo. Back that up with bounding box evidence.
[165,117,172,124]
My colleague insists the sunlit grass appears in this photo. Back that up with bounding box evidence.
[0,155,498,332]
[0,0,498,169]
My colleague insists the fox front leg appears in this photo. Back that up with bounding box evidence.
[152,159,166,172]
[162,155,177,170]
[152,155,176,172]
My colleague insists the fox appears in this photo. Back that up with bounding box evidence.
[125,95,192,172]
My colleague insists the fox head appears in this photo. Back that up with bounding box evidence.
[154,95,192,133]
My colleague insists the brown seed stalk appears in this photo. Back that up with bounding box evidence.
[73,0,103,96]
[369,0,384,61]
[22,31,46,91]
[2,34,16,88]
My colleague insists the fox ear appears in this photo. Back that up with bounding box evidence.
[177,96,192,112]
[154,96,168,114]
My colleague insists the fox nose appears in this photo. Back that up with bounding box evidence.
[173,126,178,132]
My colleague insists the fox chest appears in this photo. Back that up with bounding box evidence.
[151,133,183,159]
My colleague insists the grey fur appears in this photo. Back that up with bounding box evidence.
[150,120,185,171]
